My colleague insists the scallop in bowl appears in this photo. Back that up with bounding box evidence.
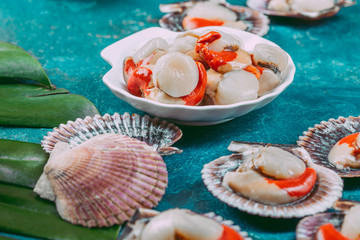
[101,26,295,125]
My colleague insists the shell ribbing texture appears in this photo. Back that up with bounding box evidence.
[41,112,182,155]
[46,133,168,228]
[297,116,360,177]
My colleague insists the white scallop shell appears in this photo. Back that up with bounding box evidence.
[41,112,183,156]
[246,0,356,20]
[159,0,270,37]
[36,133,168,228]
[298,116,360,177]
[201,142,343,218]
[118,208,252,240]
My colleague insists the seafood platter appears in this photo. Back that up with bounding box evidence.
[31,112,360,239]
[159,0,270,36]
[2,0,360,239]
[246,0,356,20]
[101,26,295,125]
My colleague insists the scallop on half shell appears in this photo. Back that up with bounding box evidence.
[201,141,343,218]
[41,112,183,156]
[159,0,270,37]
[298,116,360,177]
[118,208,252,240]
[246,0,356,20]
[296,200,360,240]
[34,133,169,228]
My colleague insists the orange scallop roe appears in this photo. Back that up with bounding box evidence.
[182,16,225,30]
[316,223,351,240]
[338,133,359,145]
[219,224,244,240]
[337,132,360,156]
[266,167,317,198]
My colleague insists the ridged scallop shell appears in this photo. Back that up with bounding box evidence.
[246,0,356,20]
[41,112,183,156]
[298,116,360,177]
[201,141,343,218]
[118,208,252,240]
[35,133,168,228]
[159,0,270,37]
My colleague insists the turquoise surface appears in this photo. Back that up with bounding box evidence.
[1,0,360,239]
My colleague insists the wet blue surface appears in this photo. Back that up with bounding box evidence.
[1,0,360,239]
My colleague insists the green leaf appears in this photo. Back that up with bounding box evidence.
[0,183,121,240]
[0,139,48,188]
[0,42,52,89]
[0,140,121,239]
[0,84,99,128]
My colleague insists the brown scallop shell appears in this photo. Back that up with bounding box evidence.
[246,0,356,20]
[297,116,360,177]
[159,0,270,36]
[201,141,343,218]
[118,208,252,240]
[333,199,359,211]
[41,112,183,156]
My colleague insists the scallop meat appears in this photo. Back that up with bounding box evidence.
[159,0,270,37]
[118,208,252,240]
[246,0,356,20]
[296,200,360,240]
[201,141,343,218]
[298,116,360,177]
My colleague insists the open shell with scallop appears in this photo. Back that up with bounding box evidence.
[246,0,356,20]
[41,112,183,156]
[118,208,252,240]
[159,0,270,36]
[296,200,360,240]
[201,141,343,218]
[298,116,360,177]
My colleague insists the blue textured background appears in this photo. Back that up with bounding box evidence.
[1,0,360,239]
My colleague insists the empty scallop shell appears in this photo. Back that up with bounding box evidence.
[298,116,360,177]
[201,141,343,218]
[41,112,183,156]
[159,0,270,37]
[35,133,168,228]
[246,0,356,20]
[118,208,252,240]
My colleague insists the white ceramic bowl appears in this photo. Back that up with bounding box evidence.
[101,26,295,126]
